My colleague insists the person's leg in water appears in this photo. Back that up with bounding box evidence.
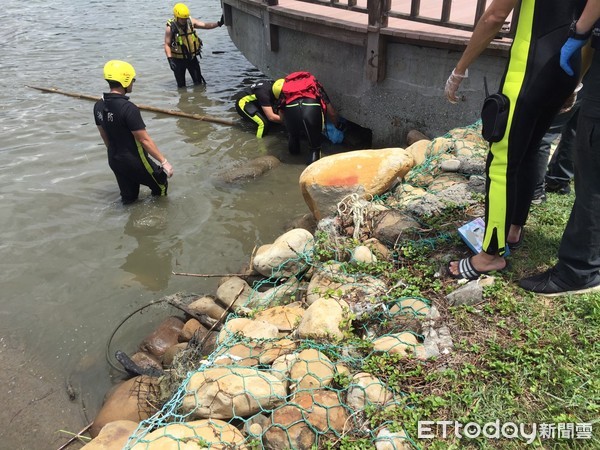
[235,95,270,137]
[119,153,168,201]
[188,57,206,85]
[109,158,141,204]
[283,101,304,155]
[288,136,301,155]
[171,58,187,88]
[299,101,325,164]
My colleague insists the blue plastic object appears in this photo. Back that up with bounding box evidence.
[323,118,346,144]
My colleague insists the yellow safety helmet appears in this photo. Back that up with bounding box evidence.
[173,3,190,19]
[272,79,284,99]
[103,60,136,88]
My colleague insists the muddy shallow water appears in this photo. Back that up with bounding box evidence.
[0,1,317,446]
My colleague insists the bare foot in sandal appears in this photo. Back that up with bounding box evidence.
[448,252,508,280]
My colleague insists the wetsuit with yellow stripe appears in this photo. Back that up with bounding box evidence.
[235,80,277,138]
[94,93,167,204]
[278,78,331,161]
[482,0,585,256]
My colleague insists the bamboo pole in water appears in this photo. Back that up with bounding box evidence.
[26,85,238,127]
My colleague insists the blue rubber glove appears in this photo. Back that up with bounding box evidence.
[560,37,587,76]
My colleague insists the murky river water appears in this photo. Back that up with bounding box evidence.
[0,0,310,438]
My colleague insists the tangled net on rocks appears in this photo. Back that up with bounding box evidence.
[115,124,489,449]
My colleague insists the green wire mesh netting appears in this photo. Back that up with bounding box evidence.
[119,125,486,449]
[122,252,432,449]
[404,121,487,190]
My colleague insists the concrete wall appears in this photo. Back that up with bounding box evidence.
[227,5,509,147]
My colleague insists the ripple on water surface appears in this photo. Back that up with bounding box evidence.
[0,2,311,441]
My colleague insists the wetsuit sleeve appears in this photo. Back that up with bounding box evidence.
[121,103,146,132]
[93,101,104,126]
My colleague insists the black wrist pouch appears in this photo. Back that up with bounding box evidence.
[481,77,510,143]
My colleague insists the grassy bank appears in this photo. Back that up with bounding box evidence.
[326,189,599,449]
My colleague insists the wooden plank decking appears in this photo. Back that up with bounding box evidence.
[269,0,512,48]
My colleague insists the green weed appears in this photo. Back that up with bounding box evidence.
[315,189,599,449]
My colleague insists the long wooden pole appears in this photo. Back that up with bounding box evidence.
[26,85,238,127]
[172,271,251,278]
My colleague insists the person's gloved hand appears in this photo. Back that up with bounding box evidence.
[560,82,583,113]
[162,160,174,178]
[167,57,177,72]
[560,37,587,76]
[217,14,224,27]
[445,69,468,104]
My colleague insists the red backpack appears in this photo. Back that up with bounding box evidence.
[280,71,327,110]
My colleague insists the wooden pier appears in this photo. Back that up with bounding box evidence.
[222,0,515,145]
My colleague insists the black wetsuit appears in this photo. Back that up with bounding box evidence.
[482,0,586,256]
[171,57,204,88]
[555,20,600,285]
[279,80,331,162]
[94,93,167,204]
[282,98,324,157]
[235,80,277,138]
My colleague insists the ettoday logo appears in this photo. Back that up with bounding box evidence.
[418,421,593,444]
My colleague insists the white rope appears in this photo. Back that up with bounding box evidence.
[337,193,371,240]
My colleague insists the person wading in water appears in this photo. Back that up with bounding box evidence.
[164,3,223,87]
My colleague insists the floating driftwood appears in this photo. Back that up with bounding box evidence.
[26,85,237,127]
[172,271,252,278]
